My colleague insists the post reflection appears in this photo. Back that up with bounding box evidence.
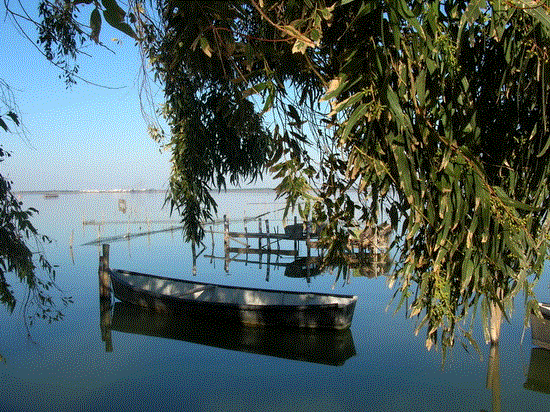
[486,344,501,412]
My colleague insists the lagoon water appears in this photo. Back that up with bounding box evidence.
[1,190,549,411]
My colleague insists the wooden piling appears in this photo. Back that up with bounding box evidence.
[266,251,271,282]
[224,215,230,272]
[294,216,298,254]
[211,225,215,250]
[98,243,112,352]
[244,225,249,260]
[266,219,271,252]
[98,244,111,300]
[224,215,229,249]
[191,240,197,276]
[306,221,311,258]
[210,225,215,264]
[258,218,262,251]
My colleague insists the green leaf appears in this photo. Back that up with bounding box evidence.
[200,36,213,57]
[492,186,537,211]
[321,74,347,101]
[103,9,121,27]
[385,86,412,132]
[102,0,136,39]
[114,22,137,39]
[102,0,125,21]
[415,69,427,107]
[0,117,8,132]
[90,8,102,43]
[242,82,269,98]
[103,8,137,40]
[341,104,368,142]
[6,111,19,126]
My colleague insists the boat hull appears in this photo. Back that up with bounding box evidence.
[531,303,550,350]
[109,269,357,330]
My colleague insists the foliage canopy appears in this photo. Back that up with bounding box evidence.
[19,0,550,350]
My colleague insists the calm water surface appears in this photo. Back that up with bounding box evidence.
[1,191,549,411]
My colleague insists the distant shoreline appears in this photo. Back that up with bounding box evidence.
[14,187,276,195]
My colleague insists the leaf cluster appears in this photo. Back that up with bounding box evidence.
[155,0,550,351]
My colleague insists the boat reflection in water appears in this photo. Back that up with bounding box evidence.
[525,305,550,393]
[525,347,550,394]
[106,302,356,366]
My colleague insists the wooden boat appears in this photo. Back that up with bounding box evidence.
[109,302,356,366]
[531,303,550,350]
[109,269,357,330]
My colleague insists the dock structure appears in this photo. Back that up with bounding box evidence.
[221,215,317,256]
[214,215,392,278]
[220,215,390,254]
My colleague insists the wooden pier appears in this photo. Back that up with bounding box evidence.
[211,215,391,279]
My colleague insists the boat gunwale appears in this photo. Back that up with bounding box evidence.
[110,268,358,309]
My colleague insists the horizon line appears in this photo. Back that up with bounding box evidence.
[14,187,277,195]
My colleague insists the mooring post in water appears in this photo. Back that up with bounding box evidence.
[224,215,229,249]
[306,221,311,258]
[224,215,230,273]
[266,219,271,252]
[294,216,298,254]
[191,240,197,276]
[258,218,262,251]
[211,224,215,250]
[266,251,271,282]
[98,243,111,300]
[98,243,112,352]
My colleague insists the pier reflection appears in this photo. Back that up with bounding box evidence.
[104,302,356,366]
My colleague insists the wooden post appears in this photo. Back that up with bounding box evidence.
[266,219,271,252]
[294,216,298,254]
[224,215,230,273]
[244,225,249,260]
[191,240,197,276]
[266,251,271,282]
[210,224,215,249]
[98,243,112,352]
[98,244,111,300]
[258,218,262,251]
[224,215,229,250]
[306,221,311,258]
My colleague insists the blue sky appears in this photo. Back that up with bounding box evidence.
[1,1,171,191]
